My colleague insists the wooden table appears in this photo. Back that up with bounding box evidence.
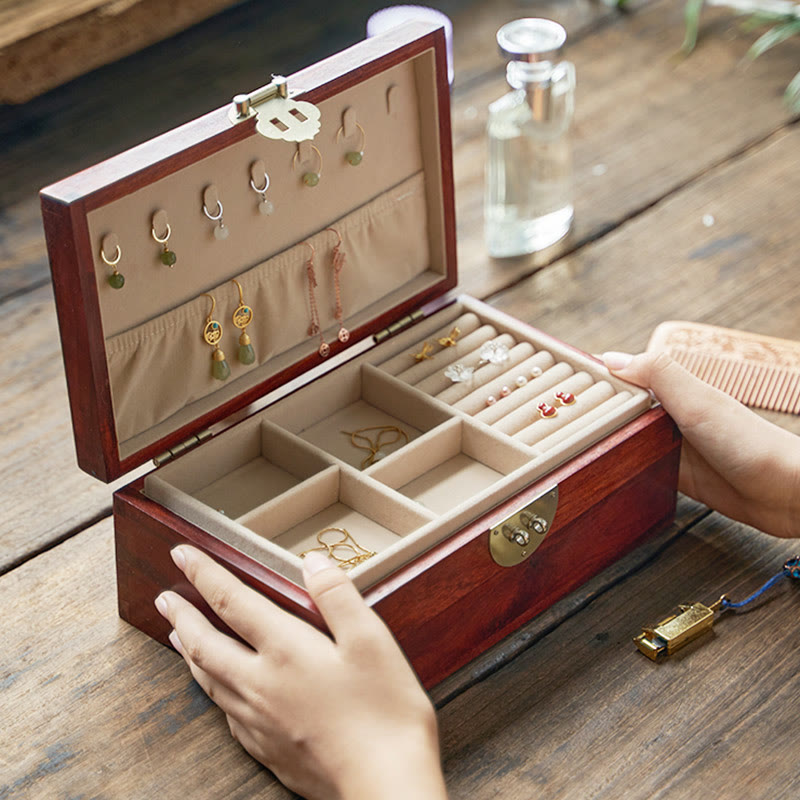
[3,0,800,796]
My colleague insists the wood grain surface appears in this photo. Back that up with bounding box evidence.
[2,0,800,796]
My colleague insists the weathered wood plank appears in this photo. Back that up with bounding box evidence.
[438,513,800,798]
[452,0,800,299]
[0,283,129,573]
[0,518,291,799]
[489,125,800,437]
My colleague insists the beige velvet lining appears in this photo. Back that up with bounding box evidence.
[107,173,431,445]
[144,299,653,590]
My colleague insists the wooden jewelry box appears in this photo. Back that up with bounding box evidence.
[41,22,681,689]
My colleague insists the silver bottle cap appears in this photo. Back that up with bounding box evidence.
[497,18,566,64]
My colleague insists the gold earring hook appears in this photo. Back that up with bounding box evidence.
[232,278,244,305]
[203,293,216,320]
[337,122,366,151]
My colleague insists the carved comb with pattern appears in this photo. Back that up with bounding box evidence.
[647,321,800,414]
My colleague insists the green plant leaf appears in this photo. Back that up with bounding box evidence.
[681,0,706,56]
[747,19,800,59]
[784,68,800,112]
[740,11,794,32]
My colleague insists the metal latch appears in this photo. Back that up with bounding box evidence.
[634,600,722,660]
[228,76,321,142]
[489,486,558,567]
[153,429,213,467]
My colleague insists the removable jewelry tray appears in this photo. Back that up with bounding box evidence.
[145,297,652,590]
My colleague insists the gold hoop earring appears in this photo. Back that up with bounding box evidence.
[231,279,255,365]
[152,222,177,267]
[327,227,349,343]
[337,122,366,166]
[202,293,230,381]
[100,243,125,289]
[304,242,329,357]
[293,145,323,186]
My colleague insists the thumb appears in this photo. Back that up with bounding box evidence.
[302,551,378,644]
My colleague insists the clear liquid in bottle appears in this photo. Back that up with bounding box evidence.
[485,20,575,258]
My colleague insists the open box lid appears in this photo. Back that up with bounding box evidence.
[40,22,456,482]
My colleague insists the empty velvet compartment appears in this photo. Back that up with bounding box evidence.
[146,417,332,519]
[368,417,532,516]
[264,363,452,469]
[238,466,435,561]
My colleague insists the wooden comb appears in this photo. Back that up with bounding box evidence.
[647,321,800,414]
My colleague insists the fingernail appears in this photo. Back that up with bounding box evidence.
[302,550,333,577]
[602,351,633,371]
[154,593,169,618]
[168,629,185,656]
[171,546,187,572]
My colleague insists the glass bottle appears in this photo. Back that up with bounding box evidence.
[485,18,576,258]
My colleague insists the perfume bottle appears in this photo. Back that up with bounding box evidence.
[485,19,576,258]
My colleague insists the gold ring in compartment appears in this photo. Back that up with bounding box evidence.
[300,527,376,570]
[342,425,409,469]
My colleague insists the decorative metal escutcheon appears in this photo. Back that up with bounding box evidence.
[489,486,558,567]
[229,76,321,142]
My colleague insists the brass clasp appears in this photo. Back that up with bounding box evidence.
[489,486,558,567]
[228,76,321,142]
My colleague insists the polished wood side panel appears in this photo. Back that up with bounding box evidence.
[41,195,118,481]
[115,408,680,689]
[114,486,321,649]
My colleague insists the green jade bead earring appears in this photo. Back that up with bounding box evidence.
[202,293,230,380]
[337,122,366,166]
[293,144,323,187]
[100,243,125,289]
[152,222,177,267]
[231,278,255,365]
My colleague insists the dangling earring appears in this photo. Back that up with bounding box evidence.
[203,199,230,240]
[231,279,255,365]
[327,227,349,343]
[250,170,274,215]
[152,222,177,267]
[293,145,323,187]
[337,122,366,166]
[304,242,329,357]
[100,242,125,289]
[202,293,230,380]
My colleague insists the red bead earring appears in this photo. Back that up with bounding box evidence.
[537,402,558,419]
[554,390,576,406]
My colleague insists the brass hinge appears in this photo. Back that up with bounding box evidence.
[373,309,426,344]
[153,429,213,467]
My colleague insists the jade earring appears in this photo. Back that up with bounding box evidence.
[231,279,255,365]
[202,293,230,380]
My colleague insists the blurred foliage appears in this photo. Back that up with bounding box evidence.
[681,1,800,112]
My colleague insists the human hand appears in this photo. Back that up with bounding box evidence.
[603,351,800,538]
[154,546,448,800]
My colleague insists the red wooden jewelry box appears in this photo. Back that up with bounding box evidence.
[41,22,680,689]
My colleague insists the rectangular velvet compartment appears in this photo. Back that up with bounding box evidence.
[145,298,654,591]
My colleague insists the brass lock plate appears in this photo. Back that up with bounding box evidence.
[489,486,558,567]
